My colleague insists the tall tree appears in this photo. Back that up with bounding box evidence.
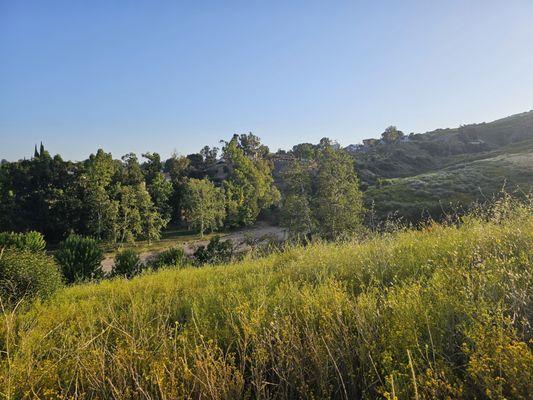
[280,161,314,239]
[81,149,119,241]
[315,146,363,239]
[182,178,226,237]
[222,135,280,226]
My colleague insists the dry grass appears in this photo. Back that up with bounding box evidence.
[1,199,532,399]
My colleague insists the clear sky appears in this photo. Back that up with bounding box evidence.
[1,0,533,161]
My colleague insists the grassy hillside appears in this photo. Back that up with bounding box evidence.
[355,110,533,185]
[365,140,533,221]
[356,111,533,221]
[1,200,531,399]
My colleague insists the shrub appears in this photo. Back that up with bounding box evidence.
[193,236,234,265]
[150,246,186,269]
[54,235,103,283]
[0,248,63,304]
[0,231,46,252]
[112,249,142,278]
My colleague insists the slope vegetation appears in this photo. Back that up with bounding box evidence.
[1,201,532,399]
[356,111,533,220]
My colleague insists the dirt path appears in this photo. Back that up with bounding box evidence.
[101,223,286,273]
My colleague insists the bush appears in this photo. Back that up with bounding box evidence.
[150,246,186,269]
[0,248,63,304]
[193,236,234,265]
[54,235,103,283]
[112,249,142,278]
[0,231,46,252]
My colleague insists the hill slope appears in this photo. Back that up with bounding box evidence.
[353,111,533,220]
[2,202,532,399]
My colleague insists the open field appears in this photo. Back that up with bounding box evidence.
[2,200,531,399]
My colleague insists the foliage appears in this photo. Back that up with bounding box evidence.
[381,125,404,143]
[281,145,364,240]
[115,182,167,244]
[1,199,531,398]
[111,249,142,278]
[54,235,104,283]
[315,146,364,239]
[280,161,314,239]
[0,231,46,252]
[193,236,234,265]
[149,246,186,270]
[182,178,226,237]
[0,248,63,305]
[222,134,280,226]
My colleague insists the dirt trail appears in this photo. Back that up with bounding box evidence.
[101,223,286,273]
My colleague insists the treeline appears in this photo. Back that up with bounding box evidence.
[1,135,369,244]
[0,134,280,243]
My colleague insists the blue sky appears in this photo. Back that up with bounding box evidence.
[1,0,533,161]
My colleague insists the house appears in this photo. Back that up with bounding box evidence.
[362,138,378,147]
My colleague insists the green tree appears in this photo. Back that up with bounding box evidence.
[182,178,226,237]
[381,126,404,144]
[141,152,163,184]
[81,149,120,241]
[315,147,363,239]
[222,135,280,226]
[120,153,144,185]
[115,183,165,244]
[147,173,173,223]
[280,161,314,239]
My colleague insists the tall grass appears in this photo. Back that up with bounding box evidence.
[1,200,532,399]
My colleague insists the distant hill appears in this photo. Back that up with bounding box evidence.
[347,110,533,221]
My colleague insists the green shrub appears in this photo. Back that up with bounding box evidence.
[54,235,103,283]
[112,249,142,278]
[0,231,46,252]
[193,236,234,265]
[150,246,186,269]
[0,248,63,304]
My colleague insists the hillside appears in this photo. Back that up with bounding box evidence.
[2,201,531,399]
[352,111,533,220]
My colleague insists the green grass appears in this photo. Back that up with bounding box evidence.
[365,144,533,222]
[1,200,532,399]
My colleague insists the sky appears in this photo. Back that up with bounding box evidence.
[1,0,533,161]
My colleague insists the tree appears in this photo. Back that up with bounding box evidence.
[237,132,269,159]
[147,172,173,223]
[381,126,404,144]
[182,178,226,237]
[280,161,314,239]
[141,152,163,184]
[200,146,219,166]
[164,153,190,184]
[81,149,119,241]
[222,135,280,226]
[120,153,144,185]
[315,147,363,239]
